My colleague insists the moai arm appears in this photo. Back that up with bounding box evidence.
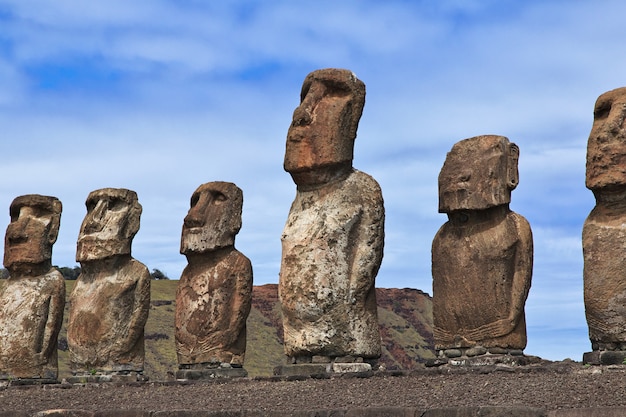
[36,271,65,364]
[349,177,385,304]
[113,263,151,355]
[226,253,253,346]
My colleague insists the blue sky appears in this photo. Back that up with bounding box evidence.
[0,0,622,361]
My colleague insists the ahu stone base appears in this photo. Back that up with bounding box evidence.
[0,377,59,387]
[583,350,626,365]
[176,364,248,380]
[66,371,148,384]
[426,348,542,368]
[274,357,374,377]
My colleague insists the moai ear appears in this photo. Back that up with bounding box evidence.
[47,199,62,246]
[507,142,519,190]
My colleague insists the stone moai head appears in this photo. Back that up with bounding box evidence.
[180,181,243,254]
[586,87,626,195]
[3,195,62,271]
[76,188,142,262]
[284,68,366,187]
[438,135,519,213]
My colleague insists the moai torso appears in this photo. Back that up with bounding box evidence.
[432,135,533,352]
[67,188,150,373]
[280,169,384,358]
[583,87,626,350]
[279,69,385,360]
[175,182,253,367]
[176,250,252,365]
[68,258,150,372]
[0,195,64,379]
[584,201,626,347]
[432,207,532,349]
[0,269,65,379]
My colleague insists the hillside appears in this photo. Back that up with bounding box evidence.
[3,280,436,379]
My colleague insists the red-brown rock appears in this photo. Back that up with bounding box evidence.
[176,182,253,368]
[68,188,150,375]
[0,195,65,380]
[432,136,533,352]
[280,69,384,361]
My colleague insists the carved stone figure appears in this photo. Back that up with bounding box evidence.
[0,195,64,382]
[583,87,626,362]
[432,135,533,357]
[175,181,253,378]
[279,68,385,370]
[67,188,150,381]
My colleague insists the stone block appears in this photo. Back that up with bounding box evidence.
[273,363,330,377]
[176,367,248,380]
[332,363,371,373]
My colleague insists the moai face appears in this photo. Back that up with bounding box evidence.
[76,188,141,262]
[284,68,365,187]
[586,87,626,192]
[4,195,62,270]
[181,181,243,254]
[438,135,519,213]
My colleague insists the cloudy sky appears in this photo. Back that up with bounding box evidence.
[1,0,623,361]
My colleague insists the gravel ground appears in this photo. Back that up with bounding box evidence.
[0,360,623,413]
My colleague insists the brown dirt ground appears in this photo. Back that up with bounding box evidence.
[0,360,625,413]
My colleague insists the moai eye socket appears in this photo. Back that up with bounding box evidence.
[212,191,227,204]
[108,197,127,212]
[594,100,612,120]
[190,193,200,208]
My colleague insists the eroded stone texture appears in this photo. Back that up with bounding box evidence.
[584,87,626,351]
[67,188,150,376]
[175,182,253,371]
[279,68,385,361]
[432,135,533,352]
[0,195,64,380]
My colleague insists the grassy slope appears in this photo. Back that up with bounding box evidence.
[2,280,435,380]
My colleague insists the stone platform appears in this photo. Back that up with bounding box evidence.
[426,348,542,368]
[583,350,626,365]
[66,371,148,384]
[176,363,248,380]
[273,356,374,377]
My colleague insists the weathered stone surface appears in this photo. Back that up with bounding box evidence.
[176,367,248,380]
[0,195,65,380]
[68,188,150,376]
[584,87,626,353]
[466,346,487,357]
[331,362,371,373]
[583,349,626,365]
[432,135,533,351]
[279,68,385,361]
[176,182,253,370]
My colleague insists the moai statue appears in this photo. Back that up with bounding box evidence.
[432,135,533,360]
[0,195,64,383]
[278,68,385,374]
[175,181,253,379]
[583,87,626,364]
[67,188,150,382]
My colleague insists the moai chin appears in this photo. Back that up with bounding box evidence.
[279,68,385,371]
[175,181,253,379]
[432,135,533,358]
[67,188,150,381]
[0,195,65,382]
[583,87,626,363]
